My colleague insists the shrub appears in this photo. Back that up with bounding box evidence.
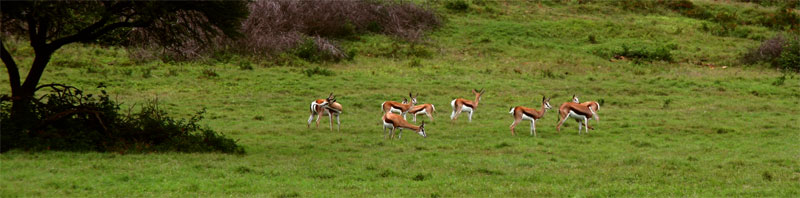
[741,34,800,71]
[445,0,470,12]
[611,43,675,62]
[0,85,244,153]
[303,67,335,77]
[777,38,800,71]
[237,0,440,58]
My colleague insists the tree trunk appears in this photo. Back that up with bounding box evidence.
[9,47,54,123]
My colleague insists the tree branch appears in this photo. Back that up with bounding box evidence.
[0,41,21,94]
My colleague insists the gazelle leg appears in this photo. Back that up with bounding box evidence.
[307,113,314,128]
[556,115,567,132]
[468,111,473,122]
[336,114,340,132]
[390,127,396,139]
[427,112,434,122]
[383,125,388,139]
[316,110,323,128]
[398,129,402,139]
[328,111,333,131]
[510,117,521,136]
[531,119,536,137]
[578,120,583,134]
[413,114,417,123]
[584,117,589,134]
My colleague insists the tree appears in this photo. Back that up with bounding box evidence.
[1,1,246,115]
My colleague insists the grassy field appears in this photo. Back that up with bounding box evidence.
[2,1,800,197]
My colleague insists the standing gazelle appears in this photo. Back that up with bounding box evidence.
[509,96,552,136]
[307,93,343,131]
[450,89,485,122]
[572,95,600,125]
[381,93,417,119]
[382,113,427,139]
[556,101,596,134]
[409,103,435,123]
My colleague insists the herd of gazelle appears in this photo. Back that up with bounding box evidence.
[308,89,600,139]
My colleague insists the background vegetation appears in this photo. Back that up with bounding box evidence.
[2,0,799,197]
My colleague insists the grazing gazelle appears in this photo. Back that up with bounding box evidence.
[450,89,485,122]
[381,93,417,119]
[509,96,552,136]
[408,103,436,123]
[307,93,343,131]
[382,113,427,139]
[556,101,596,134]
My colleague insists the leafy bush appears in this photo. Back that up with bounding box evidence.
[445,0,470,11]
[303,67,335,77]
[777,38,800,71]
[593,42,676,62]
[0,85,244,153]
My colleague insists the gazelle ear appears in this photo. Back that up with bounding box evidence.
[415,93,418,98]
[421,121,425,127]
[480,89,485,94]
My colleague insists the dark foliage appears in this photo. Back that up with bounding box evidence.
[616,43,675,62]
[742,35,786,65]
[0,85,244,153]
[233,0,441,62]
[445,0,470,11]
[742,34,800,71]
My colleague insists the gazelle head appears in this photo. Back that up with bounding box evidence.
[542,96,552,110]
[572,94,579,103]
[472,89,485,102]
[417,121,427,138]
[323,93,336,105]
[409,92,418,105]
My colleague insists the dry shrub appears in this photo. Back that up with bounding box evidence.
[741,34,786,65]
[238,0,440,61]
[128,0,440,62]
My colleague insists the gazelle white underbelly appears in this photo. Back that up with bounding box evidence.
[568,110,589,121]
[414,109,427,115]
[521,113,535,121]
[460,106,473,112]
[389,107,403,114]
[383,121,394,128]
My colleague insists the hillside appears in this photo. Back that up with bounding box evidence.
[2,1,799,197]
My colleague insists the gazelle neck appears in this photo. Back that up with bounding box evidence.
[540,102,547,113]
[396,121,420,131]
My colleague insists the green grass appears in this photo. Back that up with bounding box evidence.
[2,1,800,197]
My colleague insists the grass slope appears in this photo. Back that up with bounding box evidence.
[2,1,800,197]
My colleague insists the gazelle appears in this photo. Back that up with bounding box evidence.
[408,103,435,123]
[572,95,600,124]
[307,93,343,131]
[556,100,596,134]
[382,112,427,139]
[450,89,485,122]
[509,96,552,136]
[381,92,417,119]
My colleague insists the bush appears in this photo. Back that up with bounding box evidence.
[593,42,676,62]
[777,38,800,71]
[741,34,786,65]
[303,67,335,77]
[445,0,470,12]
[741,34,800,71]
[0,85,244,153]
